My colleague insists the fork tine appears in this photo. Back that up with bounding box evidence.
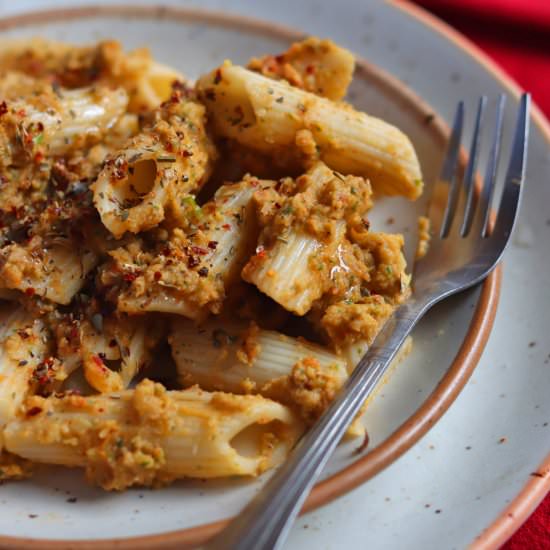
[438,102,465,237]
[493,93,530,240]
[472,95,506,238]
[460,96,487,236]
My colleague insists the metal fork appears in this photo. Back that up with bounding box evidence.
[205,93,530,550]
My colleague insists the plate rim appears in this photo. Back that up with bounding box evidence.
[0,4,501,548]
[387,1,550,547]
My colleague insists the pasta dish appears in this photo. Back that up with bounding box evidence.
[0,37,422,490]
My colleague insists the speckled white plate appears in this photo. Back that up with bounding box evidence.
[0,2,548,550]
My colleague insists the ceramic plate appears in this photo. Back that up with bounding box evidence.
[0,2,548,549]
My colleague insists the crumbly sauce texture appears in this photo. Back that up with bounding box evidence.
[0,37,419,490]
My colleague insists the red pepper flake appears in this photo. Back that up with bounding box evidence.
[213,68,223,85]
[154,271,162,281]
[26,406,43,417]
[181,150,193,158]
[222,223,231,231]
[24,287,35,297]
[187,256,200,268]
[16,108,26,117]
[207,240,218,250]
[0,101,7,116]
[191,246,208,256]
[305,64,315,74]
[33,151,44,164]
[92,354,104,366]
[123,272,138,282]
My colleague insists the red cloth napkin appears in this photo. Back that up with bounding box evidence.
[412,1,550,547]
[413,0,550,118]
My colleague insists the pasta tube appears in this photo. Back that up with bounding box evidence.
[0,38,186,111]
[54,314,157,393]
[113,177,272,319]
[0,306,50,426]
[0,84,129,165]
[197,64,423,199]
[170,319,348,425]
[243,229,334,316]
[242,162,367,315]
[0,240,97,305]
[3,379,302,490]
[93,95,215,238]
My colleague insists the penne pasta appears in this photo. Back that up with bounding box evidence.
[197,64,423,199]
[54,314,158,393]
[0,36,420,490]
[0,84,129,165]
[242,162,370,315]
[0,240,97,305]
[111,176,272,319]
[170,319,348,425]
[3,379,302,489]
[243,228,333,316]
[0,38,186,112]
[0,306,50,427]
[92,94,215,238]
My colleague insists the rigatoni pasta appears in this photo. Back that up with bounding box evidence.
[0,306,51,427]
[3,379,302,489]
[197,64,423,199]
[92,94,216,237]
[0,36,421,490]
[170,319,348,423]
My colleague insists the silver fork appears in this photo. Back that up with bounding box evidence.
[205,93,530,550]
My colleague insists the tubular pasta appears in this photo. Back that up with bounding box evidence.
[0,306,50,427]
[3,379,302,489]
[197,64,423,199]
[93,96,215,237]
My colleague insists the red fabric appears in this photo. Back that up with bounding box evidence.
[412,1,550,547]
[413,0,550,119]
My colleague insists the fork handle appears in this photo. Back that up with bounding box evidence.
[204,303,423,550]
